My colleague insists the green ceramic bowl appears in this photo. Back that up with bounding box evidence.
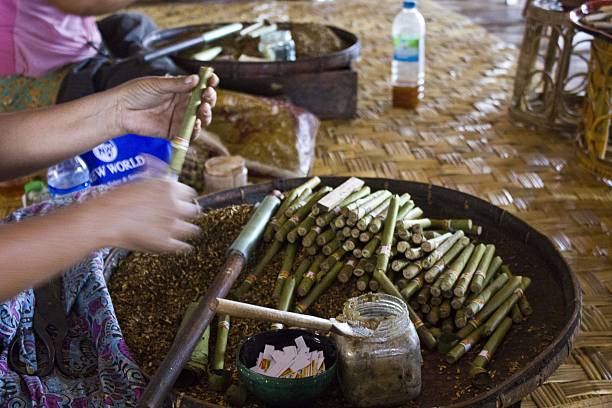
[237,329,338,407]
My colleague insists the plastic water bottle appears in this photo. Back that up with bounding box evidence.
[47,156,91,197]
[391,0,426,109]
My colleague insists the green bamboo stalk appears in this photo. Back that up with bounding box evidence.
[440,244,475,292]
[295,261,343,313]
[424,236,470,283]
[446,324,485,364]
[482,277,530,336]
[470,317,513,387]
[469,244,496,294]
[235,240,283,298]
[297,254,325,297]
[272,243,297,299]
[421,232,452,252]
[169,67,214,178]
[453,243,487,297]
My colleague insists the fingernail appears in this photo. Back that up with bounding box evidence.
[185,75,198,85]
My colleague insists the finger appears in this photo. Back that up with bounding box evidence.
[202,87,217,108]
[197,103,212,126]
[170,219,201,240]
[152,238,194,254]
[207,73,220,88]
[192,118,202,141]
[171,181,198,200]
[150,75,199,95]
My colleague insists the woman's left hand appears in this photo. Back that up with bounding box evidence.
[110,73,219,140]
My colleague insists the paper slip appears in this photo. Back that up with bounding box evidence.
[250,336,327,378]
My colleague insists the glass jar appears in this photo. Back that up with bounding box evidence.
[204,156,248,193]
[258,30,296,61]
[333,293,422,407]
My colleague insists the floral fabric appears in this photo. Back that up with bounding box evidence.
[0,191,145,407]
[0,67,68,113]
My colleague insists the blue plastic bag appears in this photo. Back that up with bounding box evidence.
[80,134,171,186]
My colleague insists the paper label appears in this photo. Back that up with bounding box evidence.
[219,320,230,330]
[279,271,289,279]
[245,274,257,285]
[380,245,392,256]
[460,339,472,353]
[478,349,490,362]
[305,271,315,279]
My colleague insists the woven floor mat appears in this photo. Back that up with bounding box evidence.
[131,1,612,406]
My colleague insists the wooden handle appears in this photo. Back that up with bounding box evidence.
[216,298,333,332]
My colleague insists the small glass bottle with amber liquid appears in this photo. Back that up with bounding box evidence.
[391,1,425,109]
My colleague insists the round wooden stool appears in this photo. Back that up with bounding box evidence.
[571,1,612,180]
[510,0,592,131]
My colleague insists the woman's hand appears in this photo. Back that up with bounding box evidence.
[88,178,201,253]
[111,74,219,140]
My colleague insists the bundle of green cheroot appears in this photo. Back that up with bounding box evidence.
[227,177,533,386]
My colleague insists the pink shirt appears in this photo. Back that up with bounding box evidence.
[0,0,102,77]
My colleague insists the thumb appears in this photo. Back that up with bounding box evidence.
[151,75,199,94]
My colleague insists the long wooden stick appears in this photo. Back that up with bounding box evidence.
[137,190,281,408]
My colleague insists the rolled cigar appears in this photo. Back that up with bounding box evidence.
[423,231,465,270]
[430,219,473,232]
[235,240,282,298]
[411,225,424,245]
[430,295,442,306]
[284,188,313,217]
[209,314,232,391]
[302,226,322,247]
[427,306,440,325]
[297,254,325,297]
[353,248,363,258]
[359,231,372,243]
[348,191,392,223]
[272,242,297,299]
[469,245,496,293]
[342,238,357,252]
[470,317,513,387]
[320,248,346,273]
[286,227,300,244]
[417,286,432,305]
[350,228,361,239]
[439,300,452,319]
[396,241,411,253]
[338,258,358,283]
[368,278,380,291]
[511,304,523,323]
[430,327,442,340]
[264,192,294,241]
[468,224,483,236]
[364,259,375,274]
[305,245,318,256]
[353,258,368,276]
[397,206,423,225]
[334,215,347,229]
[343,190,386,217]
[373,195,399,283]
[405,247,424,260]
[322,238,341,256]
[443,289,453,299]
[482,277,530,336]
[501,265,533,316]
[421,232,452,252]
[407,304,437,350]
[357,196,391,231]
[396,278,409,290]
[275,187,332,242]
[175,298,210,387]
[362,236,381,258]
[317,229,336,246]
[453,243,487,297]
[424,236,470,283]
[278,256,312,312]
[392,258,410,272]
[455,308,468,328]
[295,261,343,313]
[423,230,441,239]
[465,272,509,317]
[402,259,425,280]
[451,296,467,310]
[446,324,485,364]
[440,244,475,292]
[480,256,503,290]
[430,274,444,297]
[369,194,411,233]
[397,217,430,233]
[356,275,369,291]
[297,214,317,237]
[400,273,425,300]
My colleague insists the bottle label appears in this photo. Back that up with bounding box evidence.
[393,35,420,62]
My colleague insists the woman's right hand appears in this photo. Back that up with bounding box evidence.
[84,178,201,253]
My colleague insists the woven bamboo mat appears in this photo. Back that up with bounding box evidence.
[131,1,612,406]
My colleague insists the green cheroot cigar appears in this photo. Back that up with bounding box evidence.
[427,305,440,325]
[342,190,386,217]
[425,236,470,284]
[316,186,371,226]
[297,213,317,237]
[422,231,465,271]
[275,187,332,242]
[316,229,336,246]
[272,242,297,299]
[302,226,322,247]
[209,314,231,392]
[429,219,473,232]
[470,317,513,387]
[169,66,214,179]
[373,195,399,280]
[465,271,509,317]
[357,196,391,231]
[446,324,485,364]
[319,248,346,274]
[322,238,342,256]
[416,286,431,305]
[348,191,392,223]
[501,265,533,316]
[362,236,381,259]
[402,258,426,280]
[338,258,358,283]
[297,254,325,297]
[439,300,452,319]
[482,277,531,336]
[284,188,313,217]
[469,244,496,294]
[442,318,454,334]
[511,304,524,323]
[294,261,343,313]
[453,243,486,297]
[439,243,475,292]
[356,275,369,291]
[400,273,425,300]
[277,256,312,313]
[421,232,452,252]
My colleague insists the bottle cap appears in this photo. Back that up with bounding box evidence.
[403,1,416,8]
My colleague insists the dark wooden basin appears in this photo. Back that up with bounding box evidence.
[105,177,581,407]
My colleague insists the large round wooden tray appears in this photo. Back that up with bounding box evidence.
[142,22,361,79]
[105,177,580,408]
